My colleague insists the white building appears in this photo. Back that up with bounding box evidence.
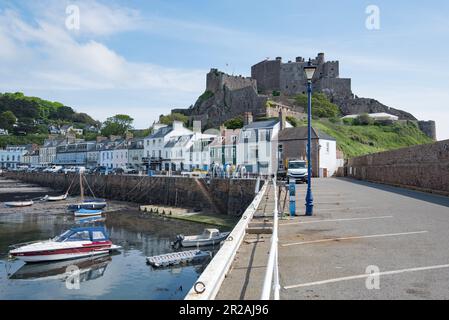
[144,121,193,171]
[128,139,145,170]
[0,145,31,169]
[55,140,96,166]
[342,112,399,121]
[237,117,292,175]
[99,139,129,169]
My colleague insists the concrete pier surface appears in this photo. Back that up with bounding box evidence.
[217,178,449,300]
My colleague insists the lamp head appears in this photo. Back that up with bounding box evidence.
[304,59,317,82]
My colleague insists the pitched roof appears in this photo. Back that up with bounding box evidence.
[243,119,279,130]
[278,127,336,141]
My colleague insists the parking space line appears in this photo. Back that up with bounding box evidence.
[280,216,393,226]
[284,263,449,290]
[314,207,373,212]
[281,231,428,247]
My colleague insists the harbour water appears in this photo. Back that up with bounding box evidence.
[0,177,224,300]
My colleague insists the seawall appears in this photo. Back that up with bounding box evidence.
[346,139,449,196]
[2,172,261,216]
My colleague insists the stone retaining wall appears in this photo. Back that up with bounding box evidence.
[3,172,261,216]
[346,140,449,196]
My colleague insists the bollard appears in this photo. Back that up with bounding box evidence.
[289,181,296,217]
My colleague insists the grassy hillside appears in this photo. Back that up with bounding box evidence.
[312,119,433,158]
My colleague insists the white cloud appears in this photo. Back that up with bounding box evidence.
[0,4,204,93]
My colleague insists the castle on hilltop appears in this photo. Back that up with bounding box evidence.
[252,53,352,100]
[172,53,436,140]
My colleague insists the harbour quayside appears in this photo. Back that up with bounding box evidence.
[8,227,121,263]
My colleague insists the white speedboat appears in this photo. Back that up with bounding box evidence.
[5,201,34,208]
[173,228,231,248]
[9,226,121,263]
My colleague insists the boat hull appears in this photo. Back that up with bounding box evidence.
[74,209,103,217]
[68,202,107,211]
[14,250,111,263]
[181,233,230,247]
[5,201,34,208]
[11,244,121,263]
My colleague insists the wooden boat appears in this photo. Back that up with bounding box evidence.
[42,193,68,202]
[9,226,121,263]
[173,229,231,248]
[4,201,34,208]
[74,209,103,217]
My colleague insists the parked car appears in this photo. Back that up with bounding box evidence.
[91,166,108,175]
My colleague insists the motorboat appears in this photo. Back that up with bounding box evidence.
[9,226,121,263]
[42,193,68,202]
[4,201,34,208]
[173,228,231,248]
[74,209,103,217]
[8,255,112,282]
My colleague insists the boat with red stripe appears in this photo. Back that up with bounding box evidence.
[9,227,121,263]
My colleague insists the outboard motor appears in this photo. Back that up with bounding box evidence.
[171,234,184,249]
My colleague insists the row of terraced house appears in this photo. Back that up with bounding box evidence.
[1,113,340,177]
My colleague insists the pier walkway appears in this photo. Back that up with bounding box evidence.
[216,178,449,300]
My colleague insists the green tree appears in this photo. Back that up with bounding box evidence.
[294,93,340,118]
[101,114,134,136]
[224,117,244,129]
[0,111,17,131]
[354,113,374,125]
[159,113,189,126]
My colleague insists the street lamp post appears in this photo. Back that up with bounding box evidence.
[304,60,317,216]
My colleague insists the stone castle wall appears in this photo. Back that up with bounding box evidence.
[346,140,449,196]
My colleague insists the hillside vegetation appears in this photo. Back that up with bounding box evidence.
[307,119,433,158]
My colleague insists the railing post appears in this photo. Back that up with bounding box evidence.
[261,177,280,300]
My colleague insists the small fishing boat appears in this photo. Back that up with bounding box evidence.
[74,209,103,217]
[9,226,121,263]
[4,201,34,208]
[67,171,107,211]
[172,229,231,248]
[68,199,107,211]
[42,193,68,202]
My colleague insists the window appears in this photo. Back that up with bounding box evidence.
[68,231,90,241]
[92,231,107,241]
[326,142,330,154]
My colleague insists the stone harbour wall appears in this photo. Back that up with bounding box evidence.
[3,172,261,216]
[346,139,449,196]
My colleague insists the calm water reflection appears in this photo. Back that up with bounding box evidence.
[0,206,222,300]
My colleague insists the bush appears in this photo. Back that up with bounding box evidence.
[354,113,374,126]
[294,93,340,118]
[224,117,244,129]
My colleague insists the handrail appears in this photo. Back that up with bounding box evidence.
[184,180,268,300]
[261,177,280,300]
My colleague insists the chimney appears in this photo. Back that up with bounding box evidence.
[173,120,183,130]
[279,109,286,131]
[244,112,253,126]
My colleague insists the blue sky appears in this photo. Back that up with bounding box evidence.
[0,0,448,140]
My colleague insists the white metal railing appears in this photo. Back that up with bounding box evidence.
[184,180,268,300]
[261,177,280,300]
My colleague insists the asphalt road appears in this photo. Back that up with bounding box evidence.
[281,178,449,300]
[218,177,449,300]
